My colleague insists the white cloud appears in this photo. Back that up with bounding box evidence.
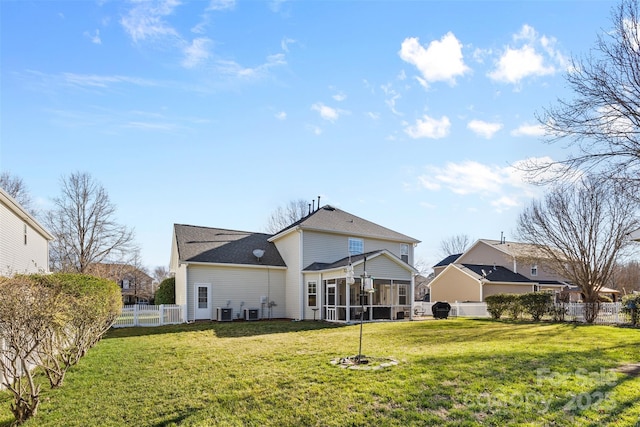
[404,114,451,139]
[84,29,102,44]
[306,124,322,135]
[207,0,235,10]
[366,112,380,120]
[120,0,181,43]
[332,92,346,102]
[281,37,296,52]
[216,53,286,78]
[511,123,545,137]
[62,72,157,88]
[417,159,551,212]
[275,111,287,120]
[467,119,502,139]
[381,84,402,115]
[182,37,212,68]
[488,24,563,84]
[311,102,348,122]
[399,32,470,87]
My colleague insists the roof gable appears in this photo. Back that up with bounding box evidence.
[174,224,286,267]
[434,253,462,268]
[302,250,416,274]
[270,205,420,244]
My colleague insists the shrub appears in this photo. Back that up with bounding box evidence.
[520,292,554,321]
[24,273,121,387]
[621,294,640,326]
[485,294,512,319]
[505,294,524,319]
[155,277,176,305]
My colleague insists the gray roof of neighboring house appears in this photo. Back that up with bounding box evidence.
[459,264,532,283]
[434,253,462,268]
[174,224,286,267]
[271,205,420,244]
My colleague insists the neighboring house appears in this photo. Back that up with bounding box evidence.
[86,263,155,304]
[169,205,420,322]
[0,187,53,276]
[414,274,433,301]
[430,239,569,303]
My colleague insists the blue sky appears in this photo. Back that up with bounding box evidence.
[0,0,618,272]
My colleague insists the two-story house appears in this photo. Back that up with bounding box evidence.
[430,239,569,303]
[0,187,53,276]
[169,205,420,322]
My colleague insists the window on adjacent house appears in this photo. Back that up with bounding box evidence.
[400,244,409,263]
[531,264,538,276]
[348,237,364,255]
[24,223,27,245]
[398,285,407,305]
[308,281,317,307]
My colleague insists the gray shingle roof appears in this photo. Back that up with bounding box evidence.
[434,253,462,268]
[272,205,420,243]
[174,224,286,267]
[460,264,532,283]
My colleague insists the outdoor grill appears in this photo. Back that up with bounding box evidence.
[432,301,452,319]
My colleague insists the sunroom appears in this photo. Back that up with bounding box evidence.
[303,251,416,322]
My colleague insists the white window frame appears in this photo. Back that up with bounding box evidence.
[531,264,538,277]
[307,281,317,307]
[400,244,409,263]
[398,285,407,305]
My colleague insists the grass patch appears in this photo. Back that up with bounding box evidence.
[1,319,639,426]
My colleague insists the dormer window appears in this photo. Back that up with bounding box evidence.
[531,264,538,276]
[348,238,363,255]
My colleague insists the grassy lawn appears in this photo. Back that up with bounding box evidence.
[1,319,639,426]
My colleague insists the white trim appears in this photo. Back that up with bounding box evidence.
[0,187,53,241]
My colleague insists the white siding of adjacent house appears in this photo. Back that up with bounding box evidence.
[0,197,50,276]
[185,264,286,321]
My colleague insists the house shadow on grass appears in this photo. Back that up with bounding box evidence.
[105,319,345,340]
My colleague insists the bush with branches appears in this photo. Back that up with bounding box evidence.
[0,274,121,425]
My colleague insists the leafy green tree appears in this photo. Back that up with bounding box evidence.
[155,277,175,305]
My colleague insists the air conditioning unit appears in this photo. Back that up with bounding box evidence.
[244,308,259,321]
[216,307,233,322]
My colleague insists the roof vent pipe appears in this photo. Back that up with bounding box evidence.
[317,195,321,210]
[312,199,315,212]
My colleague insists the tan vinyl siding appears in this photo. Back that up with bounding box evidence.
[186,264,286,321]
[483,283,535,299]
[0,199,50,276]
[272,231,303,319]
[430,266,480,303]
[457,243,513,270]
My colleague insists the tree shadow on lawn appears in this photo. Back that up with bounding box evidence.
[105,319,345,340]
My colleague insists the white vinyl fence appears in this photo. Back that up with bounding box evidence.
[112,304,187,328]
[412,301,632,325]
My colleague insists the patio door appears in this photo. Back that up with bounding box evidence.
[195,284,212,320]
[325,283,336,321]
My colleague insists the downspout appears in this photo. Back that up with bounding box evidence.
[410,273,416,320]
[513,256,517,274]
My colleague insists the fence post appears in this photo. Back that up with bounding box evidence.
[134,304,139,327]
[159,304,164,326]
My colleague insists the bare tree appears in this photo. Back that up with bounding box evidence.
[609,260,640,293]
[152,266,169,284]
[526,0,640,194]
[438,234,472,258]
[0,172,36,215]
[265,199,311,234]
[517,176,639,323]
[44,172,135,273]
